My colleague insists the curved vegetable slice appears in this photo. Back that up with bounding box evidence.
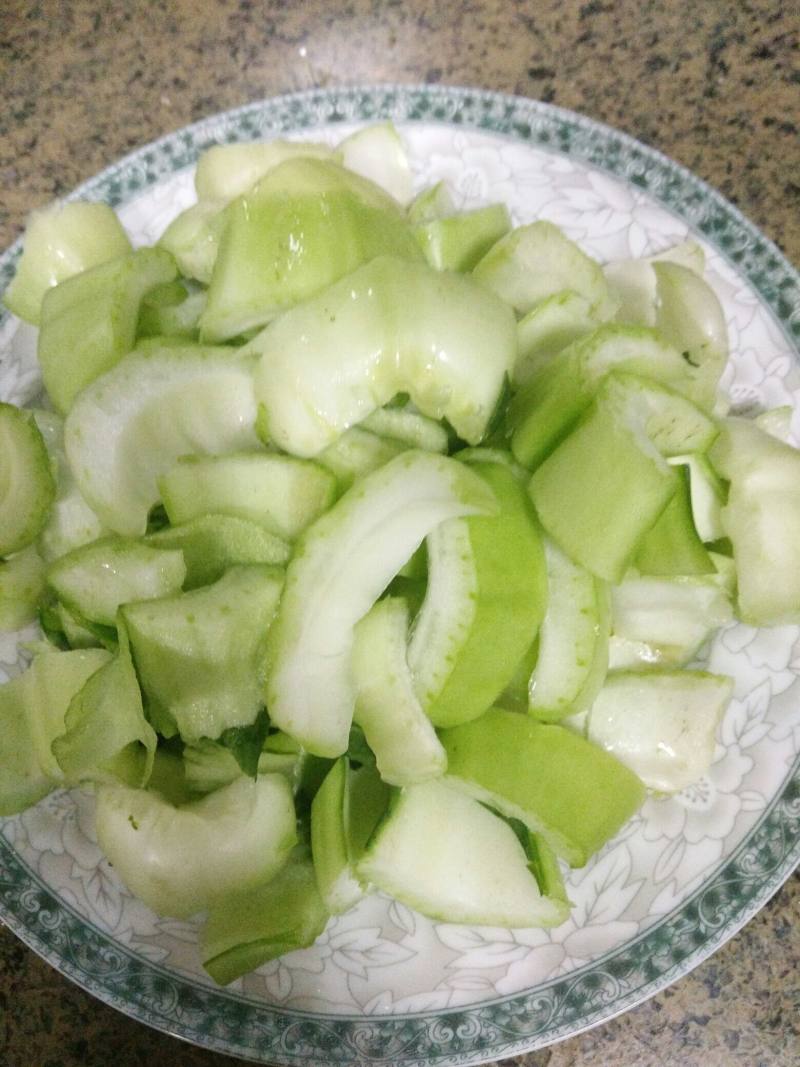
[440,707,645,867]
[4,202,131,324]
[407,180,455,224]
[95,773,297,919]
[64,345,261,537]
[0,546,45,631]
[528,539,610,722]
[157,200,228,284]
[353,598,447,784]
[265,450,496,757]
[195,139,336,201]
[587,670,733,792]
[633,465,714,576]
[249,255,517,457]
[338,122,413,204]
[123,565,283,743]
[0,402,56,557]
[514,289,601,386]
[408,460,547,727]
[202,847,328,986]
[357,779,569,927]
[414,204,511,273]
[200,158,423,341]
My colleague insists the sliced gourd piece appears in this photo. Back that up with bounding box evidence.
[138,279,206,338]
[338,122,413,204]
[440,707,645,866]
[514,289,601,387]
[95,773,296,919]
[755,405,793,443]
[361,407,449,453]
[249,254,516,457]
[146,513,290,589]
[407,180,455,225]
[587,670,733,792]
[357,778,569,926]
[473,220,618,319]
[52,627,156,788]
[509,324,698,470]
[265,450,496,758]
[353,598,447,784]
[0,648,110,812]
[529,373,683,583]
[200,158,422,341]
[408,460,547,727]
[610,574,733,662]
[182,736,298,795]
[0,402,56,556]
[414,204,511,273]
[528,539,610,723]
[194,139,336,201]
[668,452,726,543]
[0,546,46,631]
[202,847,329,986]
[710,417,800,625]
[47,537,186,627]
[633,465,715,576]
[158,453,336,540]
[4,201,132,324]
[123,564,283,743]
[64,345,261,537]
[315,426,407,492]
[311,758,390,914]
[157,200,228,284]
[38,247,178,413]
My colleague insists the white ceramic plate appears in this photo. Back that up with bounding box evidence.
[1,86,799,1065]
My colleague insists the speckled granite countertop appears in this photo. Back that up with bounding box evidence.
[1,1,799,1065]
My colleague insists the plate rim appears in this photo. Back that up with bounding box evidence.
[1,83,799,1066]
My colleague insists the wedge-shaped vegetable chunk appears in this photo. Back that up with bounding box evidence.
[315,426,407,492]
[440,707,645,866]
[146,514,290,589]
[514,289,601,387]
[414,204,511,273]
[158,453,336,540]
[95,773,296,919]
[587,670,733,792]
[195,139,336,201]
[52,628,156,788]
[528,538,610,722]
[157,200,228,284]
[633,465,714,576]
[123,565,283,742]
[0,403,56,557]
[710,417,800,625]
[38,247,177,413]
[409,460,547,727]
[265,450,496,757]
[407,180,454,224]
[0,648,110,813]
[249,255,517,457]
[202,847,328,986]
[529,372,717,582]
[0,545,45,631]
[47,537,186,627]
[311,758,390,914]
[4,202,131,324]
[353,598,447,784]
[138,279,206,339]
[338,122,413,203]
[200,158,423,341]
[361,407,449,454]
[183,736,298,795]
[64,345,261,537]
[667,453,726,544]
[358,778,569,927]
[473,220,617,319]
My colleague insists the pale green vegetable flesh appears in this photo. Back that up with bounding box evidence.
[528,539,610,722]
[408,460,547,727]
[358,778,569,927]
[315,426,407,492]
[4,202,132,324]
[353,598,447,785]
[248,255,517,457]
[158,452,337,540]
[64,345,261,537]
[95,773,297,919]
[0,402,56,557]
[0,546,46,631]
[194,139,336,201]
[138,280,206,338]
[514,289,601,386]
[47,537,187,627]
[200,158,423,341]
[265,450,496,757]
[407,180,455,225]
[361,407,449,454]
[633,465,715,576]
[587,670,733,793]
[338,122,413,204]
[38,247,177,413]
[414,204,511,273]
[440,707,646,866]
[123,565,283,742]
[157,200,228,284]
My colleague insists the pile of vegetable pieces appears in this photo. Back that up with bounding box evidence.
[1,124,798,986]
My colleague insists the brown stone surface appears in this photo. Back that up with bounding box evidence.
[1,1,799,1064]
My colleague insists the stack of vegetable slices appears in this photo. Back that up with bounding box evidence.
[1,123,798,986]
